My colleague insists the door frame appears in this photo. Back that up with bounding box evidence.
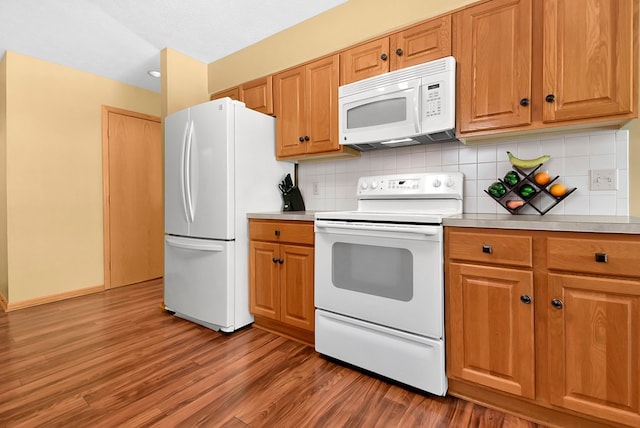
[101,106,162,289]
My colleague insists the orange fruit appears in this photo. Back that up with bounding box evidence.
[549,183,567,197]
[534,171,550,186]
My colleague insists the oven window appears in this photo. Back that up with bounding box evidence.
[331,242,413,301]
[346,98,407,129]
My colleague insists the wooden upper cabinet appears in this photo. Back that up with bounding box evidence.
[456,0,638,139]
[542,0,637,122]
[210,76,273,115]
[340,37,390,85]
[305,55,339,154]
[274,65,307,158]
[340,16,452,85]
[240,76,274,115]
[210,86,240,101]
[390,15,452,71]
[274,54,343,159]
[455,0,533,133]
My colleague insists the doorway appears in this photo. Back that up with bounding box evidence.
[102,106,163,289]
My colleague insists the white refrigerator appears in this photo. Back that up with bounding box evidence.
[164,98,292,332]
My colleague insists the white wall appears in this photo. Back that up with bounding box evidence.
[298,129,629,216]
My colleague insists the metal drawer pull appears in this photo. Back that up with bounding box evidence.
[274,230,281,236]
[482,245,493,254]
[595,252,608,263]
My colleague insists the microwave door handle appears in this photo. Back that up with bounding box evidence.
[411,81,421,133]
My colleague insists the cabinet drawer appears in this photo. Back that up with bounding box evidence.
[547,236,640,277]
[249,220,314,245]
[447,230,533,267]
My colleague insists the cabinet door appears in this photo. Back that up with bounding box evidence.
[305,55,339,154]
[390,15,452,71]
[241,76,273,115]
[274,66,307,158]
[210,86,240,101]
[340,37,390,85]
[548,273,640,427]
[455,0,533,133]
[280,244,315,331]
[249,241,280,320]
[448,263,535,399]
[542,0,636,122]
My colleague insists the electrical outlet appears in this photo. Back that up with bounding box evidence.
[312,181,320,195]
[590,169,618,191]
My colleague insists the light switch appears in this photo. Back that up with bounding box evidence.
[590,169,618,191]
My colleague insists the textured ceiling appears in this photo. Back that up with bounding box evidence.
[0,0,347,92]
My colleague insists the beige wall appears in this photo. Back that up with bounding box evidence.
[4,51,160,304]
[207,0,478,93]
[161,48,209,117]
[0,54,7,301]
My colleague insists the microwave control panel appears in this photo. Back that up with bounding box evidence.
[421,75,454,130]
[423,82,442,118]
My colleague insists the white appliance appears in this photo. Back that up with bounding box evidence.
[314,172,464,395]
[164,98,292,332]
[338,56,457,151]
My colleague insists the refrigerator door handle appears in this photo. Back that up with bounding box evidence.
[165,236,225,252]
[183,120,195,223]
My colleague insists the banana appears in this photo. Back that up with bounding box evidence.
[506,151,551,169]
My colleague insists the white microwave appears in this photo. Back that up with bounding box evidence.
[339,56,457,151]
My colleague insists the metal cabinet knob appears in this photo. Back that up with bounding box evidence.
[380,53,388,61]
[298,136,304,142]
[272,257,278,263]
[545,94,556,103]
[278,258,284,264]
[551,298,564,309]
[595,252,608,263]
[520,294,532,304]
[395,48,404,56]
[520,98,530,106]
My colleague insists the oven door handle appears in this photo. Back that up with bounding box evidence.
[315,220,440,237]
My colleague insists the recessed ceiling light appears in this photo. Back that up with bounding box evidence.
[148,70,161,78]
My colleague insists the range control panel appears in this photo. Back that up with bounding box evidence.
[357,172,464,200]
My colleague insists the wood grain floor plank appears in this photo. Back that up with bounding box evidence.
[0,280,544,427]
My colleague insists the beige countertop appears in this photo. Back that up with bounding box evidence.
[443,214,640,234]
[247,211,317,222]
[248,211,640,234]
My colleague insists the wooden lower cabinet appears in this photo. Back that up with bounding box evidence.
[445,227,640,427]
[249,219,315,345]
[448,263,535,399]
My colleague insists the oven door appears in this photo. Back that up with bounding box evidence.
[314,220,443,338]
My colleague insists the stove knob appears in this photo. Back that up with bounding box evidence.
[445,177,455,187]
[371,180,378,189]
[360,180,368,190]
[432,178,442,188]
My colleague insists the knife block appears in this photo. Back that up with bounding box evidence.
[282,187,305,211]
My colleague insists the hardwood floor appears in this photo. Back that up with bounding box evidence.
[0,281,543,427]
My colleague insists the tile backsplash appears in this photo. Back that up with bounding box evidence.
[297,129,629,216]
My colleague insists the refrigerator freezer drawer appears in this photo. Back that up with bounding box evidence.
[164,236,235,331]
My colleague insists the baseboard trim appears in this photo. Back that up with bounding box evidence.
[0,291,7,312]
[5,284,104,312]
